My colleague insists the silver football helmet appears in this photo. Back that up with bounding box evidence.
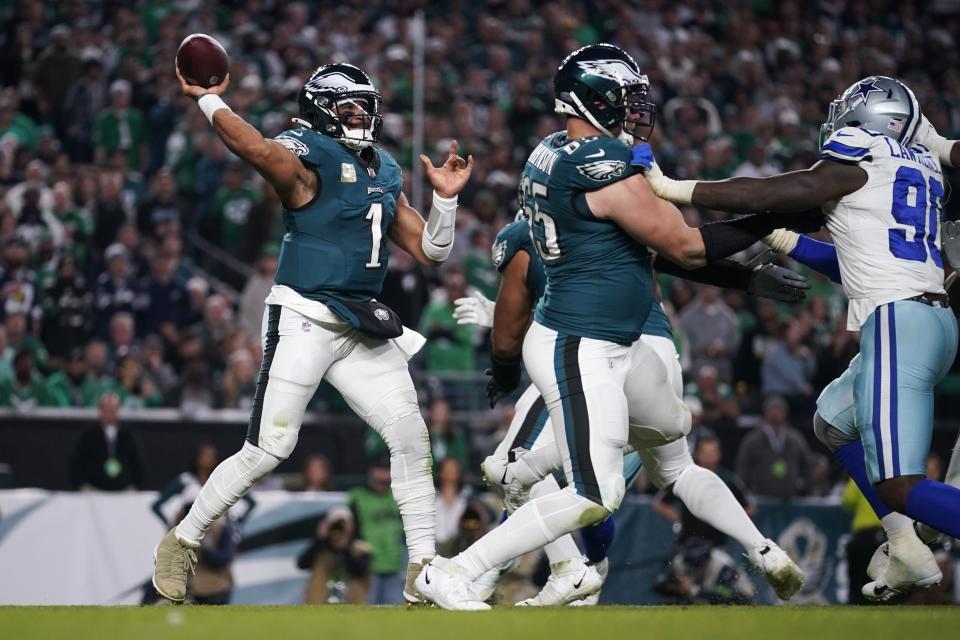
[820,76,921,147]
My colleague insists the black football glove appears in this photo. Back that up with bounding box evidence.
[745,250,810,302]
[485,353,521,408]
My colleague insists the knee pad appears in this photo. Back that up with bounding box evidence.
[363,385,420,431]
[628,403,692,450]
[813,411,858,452]
[379,411,431,462]
[254,377,314,459]
[638,438,694,490]
[236,440,282,482]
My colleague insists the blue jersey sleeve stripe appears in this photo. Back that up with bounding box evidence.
[822,140,870,157]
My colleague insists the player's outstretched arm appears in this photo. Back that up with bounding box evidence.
[586,174,783,269]
[764,228,842,284]
[176,67,315,209]
[652,252,810,302]
[388,140,474,267]
[645,158,867,214]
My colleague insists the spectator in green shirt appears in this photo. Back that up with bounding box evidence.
[461,227,499,301]
[348,458,405,605]
[0,349,62,408]
[419,266,475,373]
[206,163,260,254]
[427,397,470,471]
[45,348,88,407]
[94,80,148,172]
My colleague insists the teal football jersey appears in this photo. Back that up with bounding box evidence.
[272,129,403,303]
[492,219,546,301]
[494,217,672,340]
[521,132,655,345]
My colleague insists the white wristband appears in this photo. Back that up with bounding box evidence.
[661,178,697,205]
[763,228,800,254]
[421,190,458,261]
[197,94,230,126]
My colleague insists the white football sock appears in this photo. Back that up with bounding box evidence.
[530,474,584,565]
[379,412,436,563]
[882,511,918,544]
[671,464,765,549]
[175,441,280,545]
[455,487,604,580]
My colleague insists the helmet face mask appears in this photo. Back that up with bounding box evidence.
[555,43,657,140]
[296,63,384,150]
[819,75,921,148]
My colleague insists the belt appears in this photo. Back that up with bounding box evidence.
[904,292,950,308]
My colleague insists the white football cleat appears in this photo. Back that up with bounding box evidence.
[862,536,942,602]
[567,559,608,606]
[747,539,805,601]
[472,562,510,602]
[866,543,888,581]
[414,557,491,611]
[516,558,603,606]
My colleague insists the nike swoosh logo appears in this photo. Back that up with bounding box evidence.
[501,467,509,485]
[573,570,586,589]
[585,149,606,158]
[834,132,853,137]
[424,567,431,585]
[872,584,888,595]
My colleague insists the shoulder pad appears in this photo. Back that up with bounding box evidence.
[274,128,339,166]
[492,220,533,272]
[819,127,883,164]
[560,136,637,189]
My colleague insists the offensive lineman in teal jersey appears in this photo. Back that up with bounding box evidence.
[153,63,473,604]
[416,43,797,610]
[452,216,806,605]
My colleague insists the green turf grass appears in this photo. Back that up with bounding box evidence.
[2,605,957,640]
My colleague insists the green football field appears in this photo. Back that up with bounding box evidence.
[2,605,958,640]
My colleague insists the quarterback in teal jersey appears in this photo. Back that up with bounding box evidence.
[416,43,795,610]
[153,63,473,605]
[452,215,805,606]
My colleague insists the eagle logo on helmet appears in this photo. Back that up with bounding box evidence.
[577,60,645,86]
[577,159,626,181]
[374,308,390,321]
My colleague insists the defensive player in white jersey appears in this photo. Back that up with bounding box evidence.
[453,216,806,605]
[644,75,960,599]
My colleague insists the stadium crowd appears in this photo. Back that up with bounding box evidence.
[1,0,960,499]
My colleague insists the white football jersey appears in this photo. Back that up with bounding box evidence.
[820,126,946,329]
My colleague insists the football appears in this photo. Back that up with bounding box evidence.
[176,33,229,88]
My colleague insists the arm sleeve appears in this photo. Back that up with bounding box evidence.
[788,235,842,284]
[652,255,752,290]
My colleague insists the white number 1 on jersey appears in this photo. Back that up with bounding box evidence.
[365,202,383,268]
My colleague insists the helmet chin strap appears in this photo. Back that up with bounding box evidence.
[568,92,615,138]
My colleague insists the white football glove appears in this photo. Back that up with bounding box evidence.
[913,114,955,167]
[942,220,960,272]
[762,228,800,255]
[453,287,495,328]
[642,161,697,205]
